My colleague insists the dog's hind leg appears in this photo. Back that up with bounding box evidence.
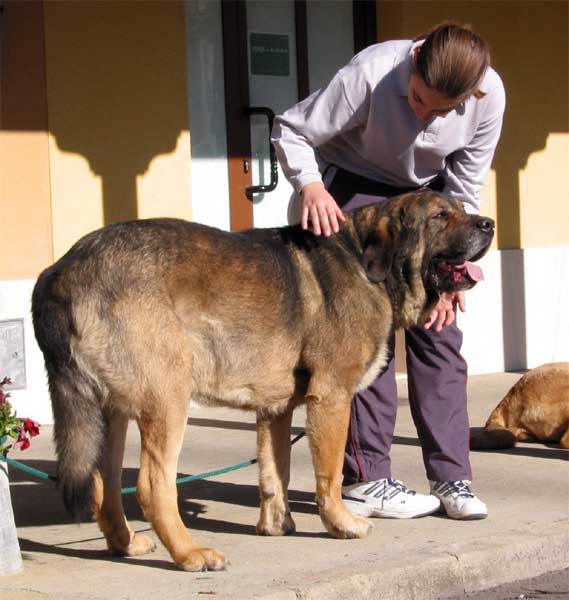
[93,410,156,557]
[136,400,227,572]
[306,391,372,539]
[256,407,296,536]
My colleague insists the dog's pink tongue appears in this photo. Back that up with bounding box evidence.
[463,261,484,282]
[438,261,484,283]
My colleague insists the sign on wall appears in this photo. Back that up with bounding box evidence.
[250,33,290,77]
[0,319,26,390]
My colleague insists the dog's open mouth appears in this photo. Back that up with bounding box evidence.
[427,259,484,292]
[436,260,484,284]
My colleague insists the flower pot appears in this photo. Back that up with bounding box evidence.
[0,461,23,575]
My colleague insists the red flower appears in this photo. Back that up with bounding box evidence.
[1,376,11,386]
[23,418,40,437]
[13,429,30,451]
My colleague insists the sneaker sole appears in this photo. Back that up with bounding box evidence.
[344,499,440,519]
[448,512,487,520]
[372,506,440,519]
[438,506,488,520]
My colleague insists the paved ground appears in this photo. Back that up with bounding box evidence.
[1,371,568,599]
[440,567,569,599]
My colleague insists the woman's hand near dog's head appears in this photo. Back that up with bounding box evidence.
[423,291,466,332]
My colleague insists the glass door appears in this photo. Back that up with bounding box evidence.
[245,1,299,228]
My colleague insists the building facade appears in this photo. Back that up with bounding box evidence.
[1,0,568,423]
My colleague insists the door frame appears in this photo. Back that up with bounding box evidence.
[221,1,252,232]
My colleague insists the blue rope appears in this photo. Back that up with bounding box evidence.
[0,431,306,495]
[0,455,58,482]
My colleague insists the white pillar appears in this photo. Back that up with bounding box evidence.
[0,462,23,576]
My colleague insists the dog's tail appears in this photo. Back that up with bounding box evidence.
[32,265,105,520]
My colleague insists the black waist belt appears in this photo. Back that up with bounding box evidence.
[327,167,445,208]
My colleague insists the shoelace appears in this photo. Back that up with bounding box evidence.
[364,478,416,501]
[433,480,474,499]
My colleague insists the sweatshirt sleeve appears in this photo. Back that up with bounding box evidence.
[443,73,506,215]
[271,68,368,192]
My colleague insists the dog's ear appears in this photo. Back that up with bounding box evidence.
[394,211,422,269]
[362,216,392,283]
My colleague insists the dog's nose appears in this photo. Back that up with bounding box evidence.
[476,217,495,232]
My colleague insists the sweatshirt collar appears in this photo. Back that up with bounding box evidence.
[395,42,419,97]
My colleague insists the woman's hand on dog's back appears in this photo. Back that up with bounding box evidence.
[300,182,346,237]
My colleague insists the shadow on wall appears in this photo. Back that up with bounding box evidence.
[1,1,190,228]
[41,1,190,226]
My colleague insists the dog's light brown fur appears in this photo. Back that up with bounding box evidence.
[32,192,493,571]
[471,363,569,450]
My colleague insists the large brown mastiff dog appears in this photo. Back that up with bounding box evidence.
[32,191,493,571]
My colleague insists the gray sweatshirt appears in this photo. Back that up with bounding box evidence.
[271,39,506,216]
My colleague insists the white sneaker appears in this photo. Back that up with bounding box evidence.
[430,480,488,520]
[342,478,441,519]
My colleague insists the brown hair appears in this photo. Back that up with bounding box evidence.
[413,22,490,100]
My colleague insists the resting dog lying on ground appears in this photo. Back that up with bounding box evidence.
[32,191,493,571]
[471,363,569,450]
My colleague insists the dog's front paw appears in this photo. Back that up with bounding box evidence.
[256,511,296,536]
[321,508,372,539]
[179,548,227,572]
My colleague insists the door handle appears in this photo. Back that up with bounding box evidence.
[244,106,279,197]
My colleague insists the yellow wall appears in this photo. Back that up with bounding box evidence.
[377,1,569,250]
[3,0,567,284]
[43,0,192,259]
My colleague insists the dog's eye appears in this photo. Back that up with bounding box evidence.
[432,211,449,220]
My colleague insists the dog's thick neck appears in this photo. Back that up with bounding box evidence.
[347,202,429,329]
